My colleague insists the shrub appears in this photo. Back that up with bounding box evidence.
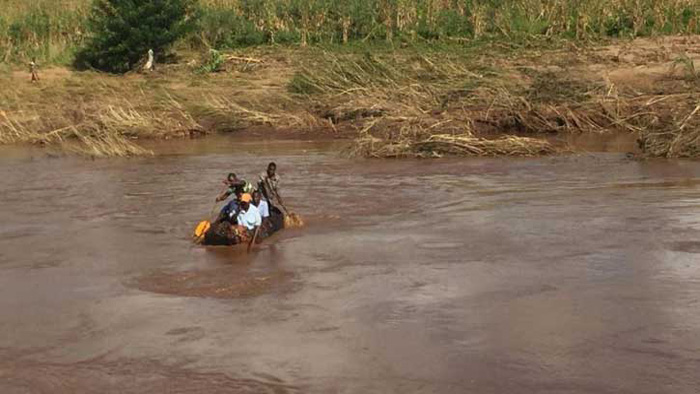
[196,48,225,73]
[74,0,198,73]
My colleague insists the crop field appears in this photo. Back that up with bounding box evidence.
[2,0,698,63]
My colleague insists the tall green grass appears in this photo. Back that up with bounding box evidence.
[0,0,88,63]
[185,0,700,47]
[2,0,699,64]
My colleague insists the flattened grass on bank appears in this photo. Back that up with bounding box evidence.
[0,52,316,157]
[352,130,556,158]
[637,98,700,158]
[0,70,200,157]
[1,34,699,158]
[288,39,700,158]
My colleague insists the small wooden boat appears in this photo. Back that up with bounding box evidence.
[193,208,285,247]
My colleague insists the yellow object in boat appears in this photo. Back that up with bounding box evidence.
[193,220,211,242]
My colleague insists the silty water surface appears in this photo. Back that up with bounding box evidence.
[1,137,699,393]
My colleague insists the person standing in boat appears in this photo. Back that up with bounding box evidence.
[258,162,283,211]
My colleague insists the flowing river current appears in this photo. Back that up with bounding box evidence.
[1,137,700,393]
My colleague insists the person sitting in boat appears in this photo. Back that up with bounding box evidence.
[252,191,270,221]
[236,193,261,240]
[216,173,253,223]
[258,162,283,210]
[217,173,254,202]
[219,193,239,224]
[252,190,275,239]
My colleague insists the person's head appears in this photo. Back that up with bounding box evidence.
[267,162,277,177]
[240,193,252,210]
[252,191,262,206]
[227,173,238,184]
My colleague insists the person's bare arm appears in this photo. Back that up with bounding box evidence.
[216,187,233,202]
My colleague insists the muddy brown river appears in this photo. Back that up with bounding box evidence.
[1,137,700,393]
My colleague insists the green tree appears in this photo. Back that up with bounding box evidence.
[74,0,197,73]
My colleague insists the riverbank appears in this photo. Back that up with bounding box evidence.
[1,35,698,157]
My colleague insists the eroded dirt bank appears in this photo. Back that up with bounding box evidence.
[1,35,698,157]
[1,139,700,393]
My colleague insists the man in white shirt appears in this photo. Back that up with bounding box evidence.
[252,191,270,220]
[236,193,261,232]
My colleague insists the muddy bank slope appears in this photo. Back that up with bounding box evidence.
[1,36,698,157]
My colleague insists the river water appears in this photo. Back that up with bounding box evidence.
[1,137,700,393]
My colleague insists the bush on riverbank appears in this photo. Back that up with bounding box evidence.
[73,0,198,73]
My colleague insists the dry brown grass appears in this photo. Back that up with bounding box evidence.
[637,98,700,158]
[1,35,698,158]
[352,131,555,158]
[0,49,319,156]
[346,115,556,158]
[293,51,568,157]
[0,110,153,157]
[0,70,202,157]
[201,95,318,131]
[291,39,700,158]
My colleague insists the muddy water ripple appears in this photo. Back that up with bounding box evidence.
[1,138,700,393]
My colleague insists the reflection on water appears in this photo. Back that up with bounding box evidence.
[1,137,700,393]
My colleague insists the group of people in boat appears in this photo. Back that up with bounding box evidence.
[204,162,285,246]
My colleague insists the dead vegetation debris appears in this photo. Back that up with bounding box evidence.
[290,39,700,159]
[2,36,699,158]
